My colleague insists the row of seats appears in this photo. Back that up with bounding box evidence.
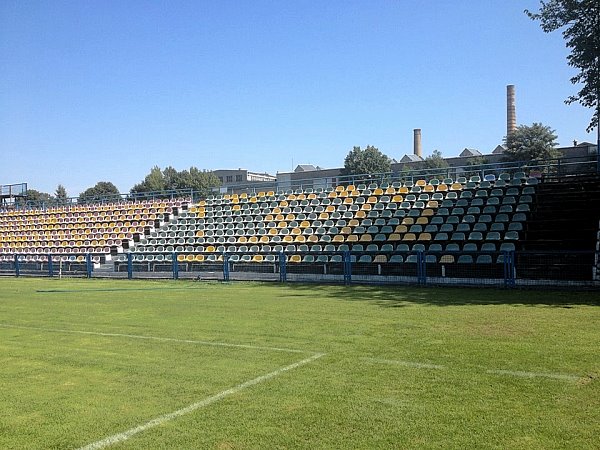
[0,175,536,266]
[193,175,538,207]
[130,177,533,263]
[0,198,192,260]
[1,199,186,217]
[0,254,103,263]
[197,188,526,208]
[132,241,516,254]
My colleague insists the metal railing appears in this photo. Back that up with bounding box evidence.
[2,250,597,288]
[3,154,598,212]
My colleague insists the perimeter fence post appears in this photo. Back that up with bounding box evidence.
[127,252,133,280]
[418,251,427,285]
[14,255,20,278]
[343,251,352,285]
[48,254,54,277]
[503,251,515,288]
[223,253,229,282]
[86,253,93,278]
[279,252,287,282]
[172,252,179,280]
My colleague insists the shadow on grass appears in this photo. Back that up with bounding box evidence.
[280,283,600,308]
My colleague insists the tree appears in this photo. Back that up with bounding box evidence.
[341,145,391,177]
[503,123,560,162]
[25,189,52,203]
[79,182,120,202]
[55,184,68,204]
[422,150,449,170]
[525,0,599,133]
[130,166,220,198]
[464,156,489,177]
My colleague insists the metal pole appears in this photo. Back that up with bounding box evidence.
[222,253,229,282]
[279,252,287,282]
[127,252,133,280]
[172,252,179,280]
[86,253,93,278]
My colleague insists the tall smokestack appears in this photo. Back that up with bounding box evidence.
[507,85,516,137]
[413,128,422,158]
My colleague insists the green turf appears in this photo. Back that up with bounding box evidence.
[0,278,598,449]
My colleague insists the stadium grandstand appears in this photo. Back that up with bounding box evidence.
[1,157,599,288]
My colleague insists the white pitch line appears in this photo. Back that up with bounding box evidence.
[0,323,309,354]
[361,357,445,370]
[78,352,325,450]
[486,369,580,381]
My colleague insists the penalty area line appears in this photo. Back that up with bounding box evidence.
[0,323,310,354]
[361,357,445,370]
[486,369,580,381]
[78,352,326,450]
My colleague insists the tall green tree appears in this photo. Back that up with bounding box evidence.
[526,0,599,133]
[130,166,220,198]
[55,184,68,204]
[503,123,560,162]
[422,150,449,170]
[464,156,489,177]
[25,189,52,203]
[79,182,120,202]
[341,145,391,177]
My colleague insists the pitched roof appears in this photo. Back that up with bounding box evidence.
[294,164,318,172]
[400,154,423,162]
[459,148,482,157]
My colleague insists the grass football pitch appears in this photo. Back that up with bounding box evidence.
[0,277,599,449]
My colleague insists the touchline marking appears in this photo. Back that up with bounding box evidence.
[78,352,325,450]
[0,323,309,354]
[486,369,579,381]
[361,357,445,370]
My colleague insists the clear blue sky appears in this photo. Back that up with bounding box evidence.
[0,0,594,196]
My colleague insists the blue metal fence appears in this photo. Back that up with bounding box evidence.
[1,250,597,288]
